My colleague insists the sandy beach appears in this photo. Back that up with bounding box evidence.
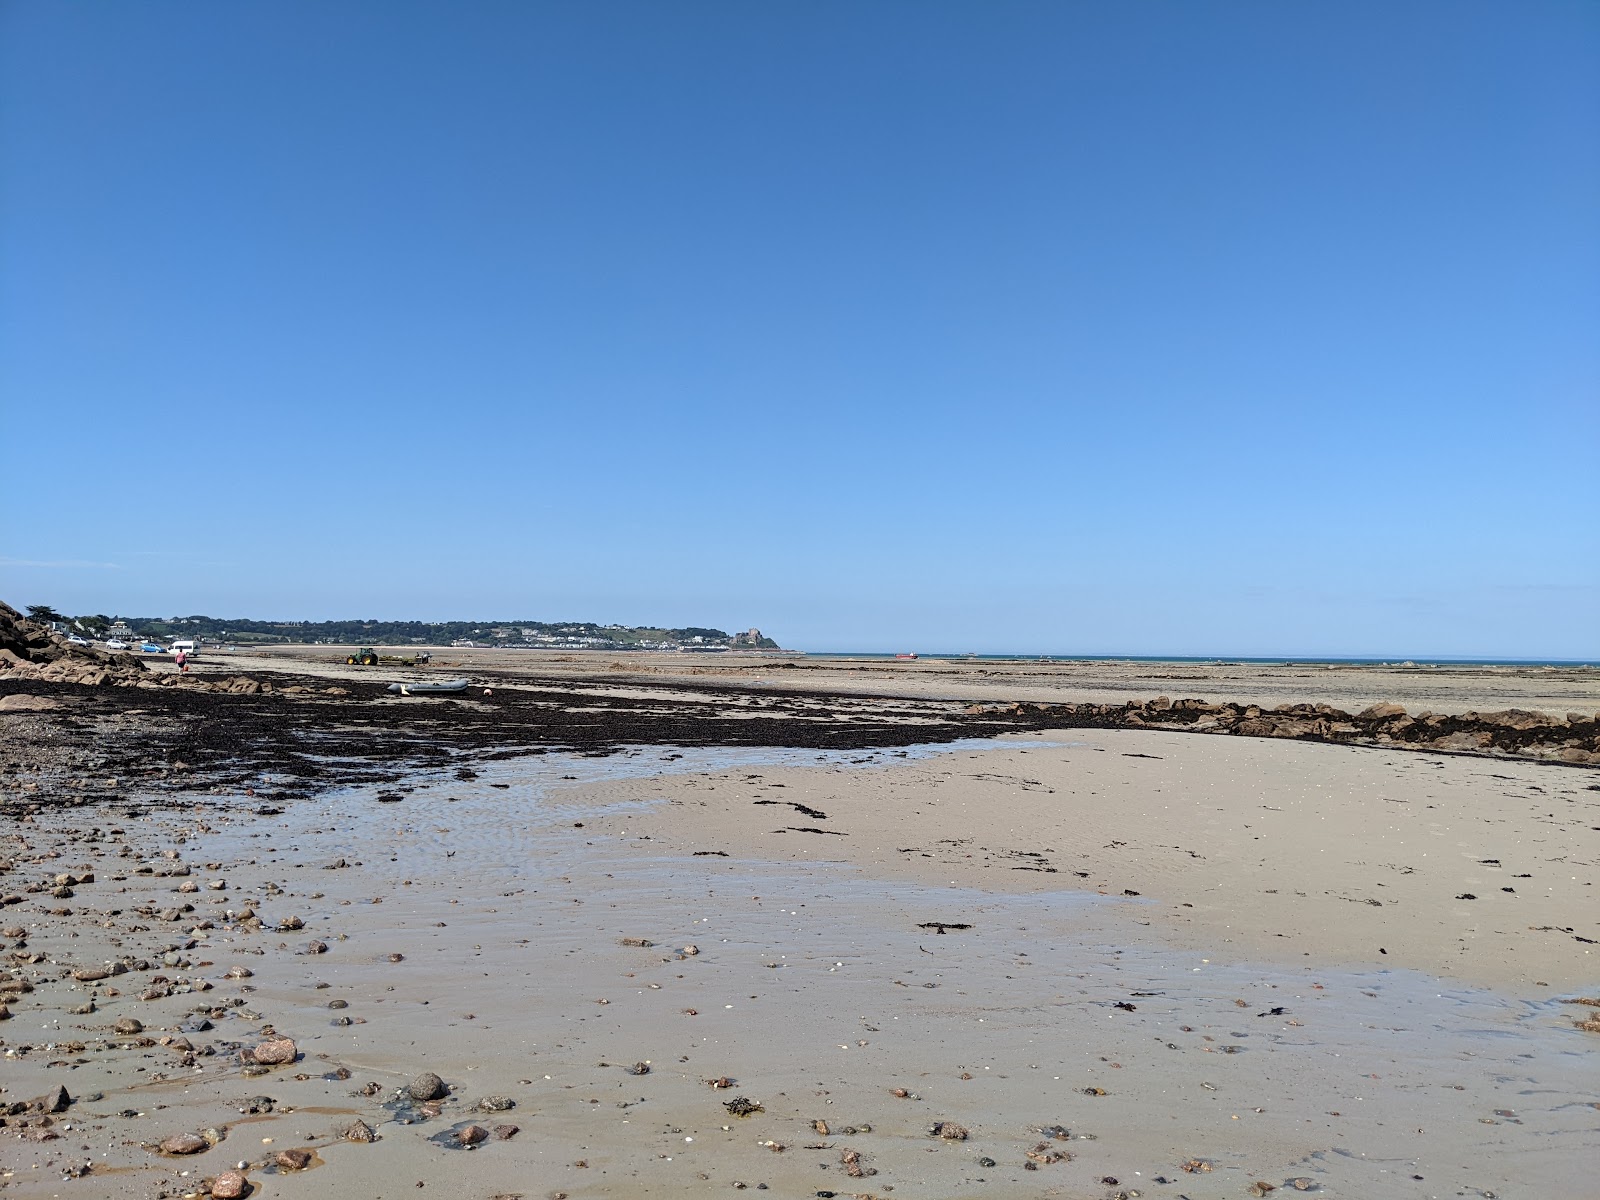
[1,646,1596,1200]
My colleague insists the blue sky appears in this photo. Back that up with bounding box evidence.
[3,1,1596,658]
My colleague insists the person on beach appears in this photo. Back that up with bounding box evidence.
[175,648,188,673]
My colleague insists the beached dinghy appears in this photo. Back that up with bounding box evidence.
[386,679,471,696]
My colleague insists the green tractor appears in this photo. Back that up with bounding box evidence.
[345,647,379,666]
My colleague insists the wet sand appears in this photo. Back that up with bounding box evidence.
[236,644,1600,721]
[1,657,1596,1200]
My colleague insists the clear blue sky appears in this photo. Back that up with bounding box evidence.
[3,1,1596,658]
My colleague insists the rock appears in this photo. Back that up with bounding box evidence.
[159,1132,209,1155]
[114,1017,144,1035]
[929,1120,968,1140]
[493,1124,519,1140]
[457,1124,490,1145]
[408,1071,447,1101]
[249,1037,297,1065]
[1478,708,1555,730]
[274,1148,314,1170]
[476,1096,515,1112]
[1357,702,1407,721]
[341,1119,377,1143]
[210,1169,250,1198]
[30,1085,71,1113]
[0,693,60,711]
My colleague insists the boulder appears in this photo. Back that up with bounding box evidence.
[1357,702,1407,721]
[1476,709,1555,731]
[0,693,60,712]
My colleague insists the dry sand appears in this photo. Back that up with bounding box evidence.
[1,653,1596,1200]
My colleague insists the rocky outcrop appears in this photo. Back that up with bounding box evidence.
[0,601,280,695]
[0,601,148,686]
[970,696,1600,765]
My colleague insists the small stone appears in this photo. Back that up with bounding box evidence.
[929,1121,968,1140]
[210,1169,250,1198]
[275,1148,314,1170]
[457,1124,490,1145]
[341,1119,377,1143]
[31,1085,71,1113]
[477,1096,515,1112]
[493,1124,519,1140]
[409,1072,447,1101]
[250,1037,297,1065]
[115,1017,143,1035]
[159,1132,209,1155]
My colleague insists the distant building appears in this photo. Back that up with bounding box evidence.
[729,628,767,647]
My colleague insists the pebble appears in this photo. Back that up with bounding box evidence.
[274,1148,314,1170]
[210,1169,249,1198]
[341,1119,377,1143]
[409,1072,447,1101]
[159,1132,209,1155]
[250,1037,297,1065]
[457,1124,490,1145]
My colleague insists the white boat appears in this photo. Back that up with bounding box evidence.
[386,679,471,696]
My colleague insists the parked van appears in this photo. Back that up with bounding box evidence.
[169,639,199,656]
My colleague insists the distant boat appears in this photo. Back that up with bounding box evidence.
[386,679,471,696]
[895,652,918,660]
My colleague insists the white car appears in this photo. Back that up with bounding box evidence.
[66,635,89,646]
[104,639,129,651]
